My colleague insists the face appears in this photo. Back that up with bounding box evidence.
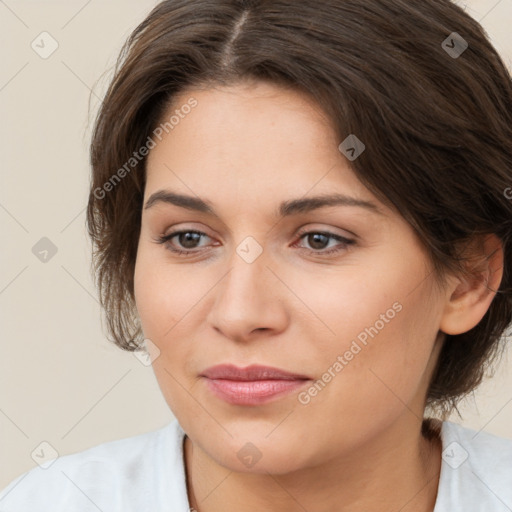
[134,81,447,474]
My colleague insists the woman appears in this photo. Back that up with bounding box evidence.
[1,0,511,510]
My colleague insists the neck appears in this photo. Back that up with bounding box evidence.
[184,416,443,512]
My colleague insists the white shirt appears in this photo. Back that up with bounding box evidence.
[1,418,511,511]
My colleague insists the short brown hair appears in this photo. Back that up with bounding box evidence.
[87,0,512,415]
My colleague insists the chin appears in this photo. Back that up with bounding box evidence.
[201,433,311,475]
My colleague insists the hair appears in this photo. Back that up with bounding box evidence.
[87,0,512,417]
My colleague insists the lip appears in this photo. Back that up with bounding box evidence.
[200,364,312,405]
[201,364,311,381]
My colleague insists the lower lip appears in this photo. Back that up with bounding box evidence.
[203,378,310,405]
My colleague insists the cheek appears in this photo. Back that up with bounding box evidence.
[133,250,203,416]
[134,245,200,340]
[303,255,440,405]
[310,283,440,419]
[133,246,218,391]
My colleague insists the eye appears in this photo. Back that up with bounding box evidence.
[293,229,355,255]
[154,230,212,256]
[153,228,355,257]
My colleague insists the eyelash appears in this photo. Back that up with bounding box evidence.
[153,228,355,257]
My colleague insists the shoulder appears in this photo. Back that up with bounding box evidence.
[0,419,187,511]
[435,420,512,511]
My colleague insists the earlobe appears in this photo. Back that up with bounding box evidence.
[439,234,504,336]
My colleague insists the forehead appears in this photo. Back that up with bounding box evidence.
[145,82,373,204]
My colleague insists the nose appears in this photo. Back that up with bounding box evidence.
[206,248,289,343]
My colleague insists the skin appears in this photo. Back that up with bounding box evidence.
[133,80,503,512]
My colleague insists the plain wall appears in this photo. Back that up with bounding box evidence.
[1,0,511,489]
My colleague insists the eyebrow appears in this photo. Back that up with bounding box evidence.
[143,190,384,217]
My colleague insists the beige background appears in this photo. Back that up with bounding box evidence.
[1,0,511,490]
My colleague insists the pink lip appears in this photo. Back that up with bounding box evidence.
[200,364,312,405]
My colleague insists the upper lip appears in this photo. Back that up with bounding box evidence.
[200,364,311,381]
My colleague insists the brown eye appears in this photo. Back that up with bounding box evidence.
[154,230,211,255]
[295,230,355,255]
[174,232,203,249]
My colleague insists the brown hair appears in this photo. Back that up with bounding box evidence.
[87,0,512,415]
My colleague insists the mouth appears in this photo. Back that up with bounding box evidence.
[200,364,312,405]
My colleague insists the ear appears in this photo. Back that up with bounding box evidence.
[439,234,504,336]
